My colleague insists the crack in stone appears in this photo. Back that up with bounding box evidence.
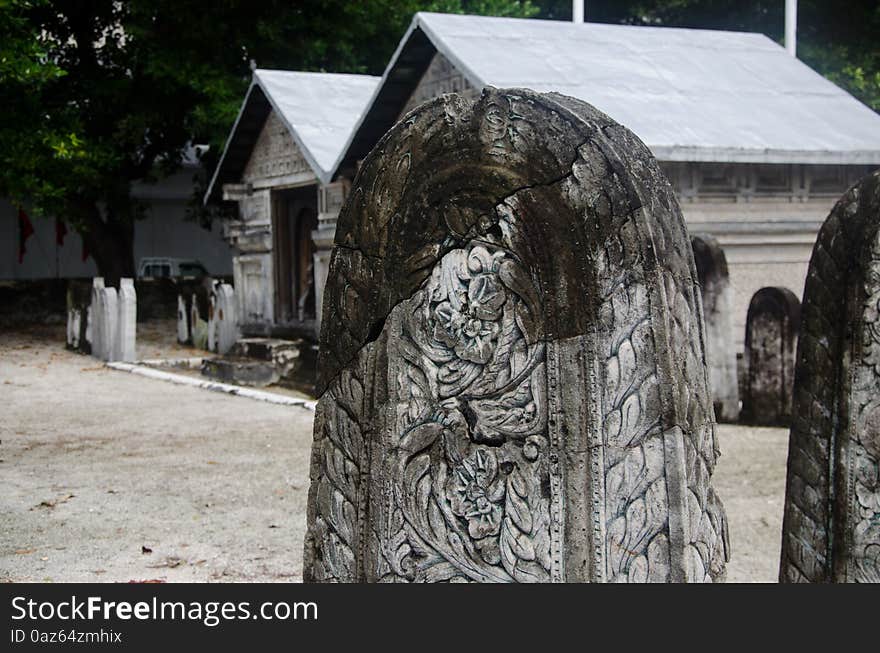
[317,139,591,396]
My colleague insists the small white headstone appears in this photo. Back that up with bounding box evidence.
[207,282,219,353]
[67,308,81,349]
[115,278,137,362]
[177,295,190,344]
[191,293,208,350]
[214,283,238,355]
[99,286,118,362]
[84,305,93,352]
[90,278,105,358]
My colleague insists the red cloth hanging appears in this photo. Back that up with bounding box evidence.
[55,218,67,247]
[17,208,34,264]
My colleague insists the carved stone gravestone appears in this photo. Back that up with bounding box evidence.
[691,234,739,422]
[780,170,880,583]
[741,287,800,425]
[304,88,729,583]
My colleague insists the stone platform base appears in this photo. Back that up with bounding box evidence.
[200,337,317,394]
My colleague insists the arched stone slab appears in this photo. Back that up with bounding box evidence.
[214,283,238,355]
[780,170,880,583]
[691,234,739,422]
[741,287,800,425]
[305,88,728,583]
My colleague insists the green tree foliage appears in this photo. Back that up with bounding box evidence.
[1,1,875,283]
[0,0,537,283]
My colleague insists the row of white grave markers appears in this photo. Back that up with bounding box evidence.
[76,277,137,362]
[176,282,237,355]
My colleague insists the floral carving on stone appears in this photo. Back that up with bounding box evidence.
[386,242,551,582]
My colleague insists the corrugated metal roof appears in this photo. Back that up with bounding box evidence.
[205,70,378,201]
[335,12,880,176]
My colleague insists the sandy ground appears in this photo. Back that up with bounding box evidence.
[1,323,312,582]
[1,322,789,583]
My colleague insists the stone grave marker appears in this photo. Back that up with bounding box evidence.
[66,280,92,353]
[115,278,137,362]
[741,287,800,425]
[691,234,739,422]
[97,285,118,362]
[304,88,729,583]
[207,282,218,353]
[213,283,238,355]
[780,170,880,583]
[190,289,209,350]
[90,278,106,359]
[177,294,190,344]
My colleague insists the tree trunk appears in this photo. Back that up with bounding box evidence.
[74,199,135,288]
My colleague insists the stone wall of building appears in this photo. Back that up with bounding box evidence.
[667,162,875,351]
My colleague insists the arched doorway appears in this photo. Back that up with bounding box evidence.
[272,186,318,327]
[691,234,739,422]
[741,287,801,425]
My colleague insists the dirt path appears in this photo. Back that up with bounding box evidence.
[1,325,312,582]
[1,325,790,582]
[713,423,789,582]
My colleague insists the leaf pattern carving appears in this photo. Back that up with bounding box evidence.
[386,242,551,582]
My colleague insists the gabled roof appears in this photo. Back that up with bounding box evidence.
[205,69,379,201]
[335,12,880,176]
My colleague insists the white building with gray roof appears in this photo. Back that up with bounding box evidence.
[208,13,880,412]
[206,69,378,336]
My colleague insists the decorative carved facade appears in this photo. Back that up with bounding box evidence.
[242,111,312,183]
[222,109,325,335]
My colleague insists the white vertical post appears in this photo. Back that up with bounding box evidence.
[572,1,584,24]
[90,277,104,356]
[785,0,797,57]
[177,294,190,344]
[100,287,118,362]
[115,278,137,362]
[208,281,219,353]
[191,292,208,350]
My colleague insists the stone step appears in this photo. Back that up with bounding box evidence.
[230,337,301,362]
[202,336,318,395]
[200,357,279,388]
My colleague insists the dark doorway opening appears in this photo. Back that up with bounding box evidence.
[272,186,318,328]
